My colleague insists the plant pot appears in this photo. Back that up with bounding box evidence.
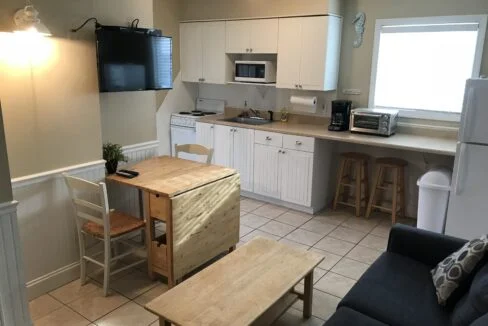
[106,160,118,175]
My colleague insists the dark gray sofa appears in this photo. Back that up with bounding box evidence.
[325,224,488,326]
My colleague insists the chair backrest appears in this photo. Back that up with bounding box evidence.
[175,144,214,164]
[63,173,110,235]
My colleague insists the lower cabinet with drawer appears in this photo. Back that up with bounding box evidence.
[196,124,333,213]
[253,134,333,212]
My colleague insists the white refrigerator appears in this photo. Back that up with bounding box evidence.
[445,78,488,239]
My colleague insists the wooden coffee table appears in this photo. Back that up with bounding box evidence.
[145,237,324,325]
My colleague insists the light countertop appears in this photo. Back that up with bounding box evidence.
[198,115,457,156]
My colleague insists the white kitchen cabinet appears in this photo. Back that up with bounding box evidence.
[275,18,302,89]
[253,144,281,199]
[180,22,203,83]
[197,124,332,213]
[233,128,255,192]
[195,122,215,163]
[214,125,234,167]
[180,21,231,84]
[213,125,254,192]
[277,16,342,91]
[252,133,333,213]
[226,19,279,54]
[280,149,314,206]
[225,21,249,54]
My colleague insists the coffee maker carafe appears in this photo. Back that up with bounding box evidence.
[328,100,352,131]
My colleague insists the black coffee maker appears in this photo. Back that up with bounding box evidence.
[328,100,352,131]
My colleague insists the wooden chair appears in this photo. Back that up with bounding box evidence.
[333,152,370,217]
[365,157,408,224]
[63,173,146,296]
[174,144,214,164]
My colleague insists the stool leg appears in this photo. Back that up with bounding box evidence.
[333,158,347,210]
[399,167,406,219]
[355,162,362,217]
[341,160,351,204]
[392,168,399,225]
[366,166,382,218]
[362,161,369,214]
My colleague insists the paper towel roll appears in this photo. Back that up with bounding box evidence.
[290,96,318,113]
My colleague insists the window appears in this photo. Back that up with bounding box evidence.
[370,15,487,121]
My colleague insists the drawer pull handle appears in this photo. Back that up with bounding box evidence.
[155,194,160,198]
[296,141,302,145]
[266,136,272,140]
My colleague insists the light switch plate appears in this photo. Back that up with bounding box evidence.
[342,89,362,95]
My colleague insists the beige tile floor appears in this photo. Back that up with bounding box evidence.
[30,197,414,326]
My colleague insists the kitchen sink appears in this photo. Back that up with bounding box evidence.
[220,117,273,125]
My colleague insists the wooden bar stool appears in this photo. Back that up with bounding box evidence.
[333,152,370,217]
[366,157,408,224]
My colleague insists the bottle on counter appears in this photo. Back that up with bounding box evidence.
[280,108,289,122]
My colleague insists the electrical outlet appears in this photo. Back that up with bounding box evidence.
[342,89,362,95]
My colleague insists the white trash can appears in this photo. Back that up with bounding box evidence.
[417,168,452,233]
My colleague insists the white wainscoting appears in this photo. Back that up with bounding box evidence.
[107,140,159,218]
[12,160,106,300]
[0,201,31,326]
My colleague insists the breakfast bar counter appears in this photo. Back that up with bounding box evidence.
[198,114,457,156]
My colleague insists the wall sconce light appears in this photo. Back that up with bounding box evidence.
[13,2,51,36]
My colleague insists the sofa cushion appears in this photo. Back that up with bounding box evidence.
[451,263,488,326]
[339,252,449,326]
[324,307,388,326]
[471,313,488,326]
[431,235,488,305]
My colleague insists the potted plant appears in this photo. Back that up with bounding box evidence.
[103,142,127,174]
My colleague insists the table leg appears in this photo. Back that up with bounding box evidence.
[142,191,155,280]
[138,190,146,244]
[159,318,171,326]
[303,271,314,319]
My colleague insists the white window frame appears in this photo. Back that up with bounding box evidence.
[369,15,488,122]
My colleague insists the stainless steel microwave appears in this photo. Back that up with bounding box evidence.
[350,108,399,136]
[235,61,276,83]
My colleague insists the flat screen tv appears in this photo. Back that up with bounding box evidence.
[96,25,173,92]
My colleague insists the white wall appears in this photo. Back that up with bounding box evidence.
[198,83,334,115]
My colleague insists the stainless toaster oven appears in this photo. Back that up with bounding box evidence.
[350,108,399,136]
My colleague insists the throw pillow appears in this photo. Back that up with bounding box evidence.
[431,235,488,305]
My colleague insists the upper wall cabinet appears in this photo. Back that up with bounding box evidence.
[226,19,279,54]
[277,16,342,91]
[180,21,231,84]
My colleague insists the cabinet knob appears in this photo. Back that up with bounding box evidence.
[295,84,298,88]
[296,141,302,145]
[282,151,286,154]
[210,126,214,129]
[265,136,272,141]
[246,48,249,52]
[299,85,303,89]
[278,150,282,153]
[250,48,253,53]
